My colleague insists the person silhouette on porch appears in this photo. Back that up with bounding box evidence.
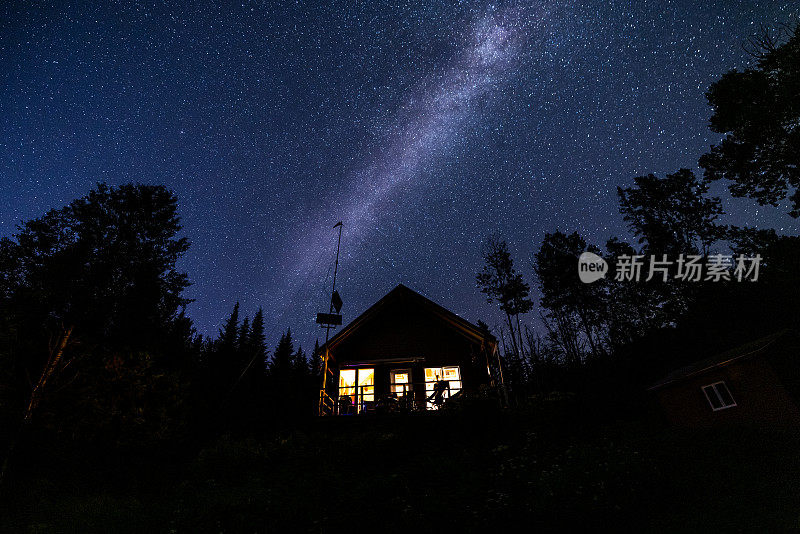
[427,375,450,408]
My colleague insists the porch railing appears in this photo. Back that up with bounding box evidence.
[319,389,335,416]
[332,382,454,415]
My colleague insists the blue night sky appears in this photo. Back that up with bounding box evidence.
[2,0,797,348]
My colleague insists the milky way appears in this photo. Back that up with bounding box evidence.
[1,0,797,348]
[284,4,554,305]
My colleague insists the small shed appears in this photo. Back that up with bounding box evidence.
[649,330,800,429]
[317,284,500,415]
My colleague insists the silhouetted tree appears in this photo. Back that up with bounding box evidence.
[204,302,242,394]
[249,308,267,367]
[476,236,534,361]
[0,183,193,478]
[266,329,296,421]
[602,238,664,347]
[617,169,725,257]
[293,345,308,378]
[238,316,251,353]
[218,302,240,354]
[700,23,800,216]
[270,329,294,378]
[533,231,606,360]
[617,169,728,324]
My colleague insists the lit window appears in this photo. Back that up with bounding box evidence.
[424,366,462,410]
[358,368,374,404]
[391,369,410,396]
[338,370,356,412]
[338,368,374,414]
[702,381,736,411]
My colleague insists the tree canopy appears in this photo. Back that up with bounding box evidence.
[0,182,191,350]
[700,23,800,216]
[617,169,725,257]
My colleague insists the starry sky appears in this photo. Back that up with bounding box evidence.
[2,0,798,349]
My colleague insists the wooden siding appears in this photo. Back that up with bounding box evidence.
[655,357,800,429]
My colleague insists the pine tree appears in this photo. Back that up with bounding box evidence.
[219,302,240,352]
[293,345,308,378]
[270,329,294,377]
[267,329,295,419]
[248,307,267,368]
[238,316,251,354]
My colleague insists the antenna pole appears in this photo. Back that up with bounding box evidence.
[319,221,343,415]
[330,222,343,314]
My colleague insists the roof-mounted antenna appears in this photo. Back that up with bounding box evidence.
[317,221,343,415]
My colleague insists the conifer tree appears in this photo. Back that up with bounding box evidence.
[238,316,251,353]
[267,329,295,419]
[293,345,308,378]
[270,329,293,377]
[218,302,240,352]
[248,307,267,369]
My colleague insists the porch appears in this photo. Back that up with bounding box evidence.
[319,364,464,416]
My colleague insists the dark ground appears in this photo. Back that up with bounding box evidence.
[2,400,799,533]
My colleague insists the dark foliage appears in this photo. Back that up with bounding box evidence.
[618,168,726,257]
[0,182,194,453]
[700,23,800,216]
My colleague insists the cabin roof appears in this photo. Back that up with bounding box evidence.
[318,283,494,354]
[648,330,790,391]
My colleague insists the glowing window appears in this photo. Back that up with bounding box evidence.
[338,368,374,413]
[391,369,410,396]
[424,366,462,410]
[338,370,356,413]
[358,368,375,404]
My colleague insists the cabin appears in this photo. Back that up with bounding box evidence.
[317,284,500,415]
[649,330,800,429]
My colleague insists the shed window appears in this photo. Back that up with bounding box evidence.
[702,381,736,411]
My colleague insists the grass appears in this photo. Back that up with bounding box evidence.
[2,407,800,532]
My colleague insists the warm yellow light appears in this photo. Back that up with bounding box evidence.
[357,368,374,403]
[424,366,462,410]
[339,369,356,389]
[391,370,410,395]
[357,368,374,387]
[443,367,460,380]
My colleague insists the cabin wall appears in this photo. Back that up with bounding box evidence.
[330,297,489,393]
[333,299,473,359]
[656,357,800,429]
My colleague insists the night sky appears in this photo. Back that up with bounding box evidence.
[2,1,798,349]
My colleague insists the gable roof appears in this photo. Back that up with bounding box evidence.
[648,330,790,391]
[318,284,494,354]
